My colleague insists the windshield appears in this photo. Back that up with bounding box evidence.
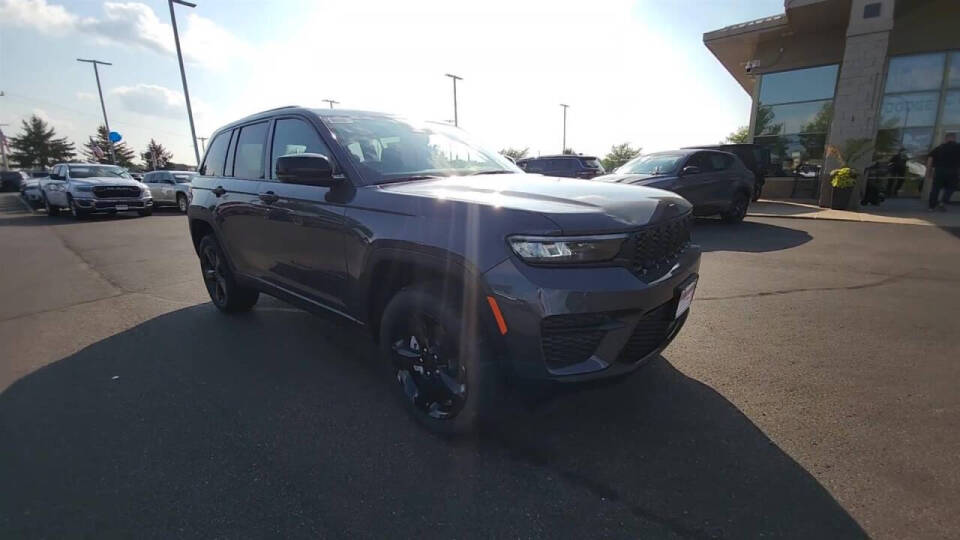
[616,154,684,175]
[321,115,521,184]
[68,165,131,179]
[172,173,196,183]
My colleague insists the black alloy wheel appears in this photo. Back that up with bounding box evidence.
[389,312,468,420]
[197,234,258,313]
[722,192,749,223]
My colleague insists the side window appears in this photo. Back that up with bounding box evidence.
[143,172,155,184]
[233,122,268,179]
[200,132,232,177]
[270,118,333,179]
[686,153,710,173]
[523,160,544,173]
[709,153,733,171]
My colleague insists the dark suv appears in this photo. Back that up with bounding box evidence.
[188,107,700,434]
[516,154,605,178]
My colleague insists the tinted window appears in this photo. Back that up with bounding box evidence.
[756,100,833,135]
[582,158,605,172]
[270,118,333,179]
[233,123,268,179]
[200,132,231,176]
[67,165,129,178]
[759,65,838,105]
[522,159,545,173]
[885,53,945,93]
[173,173,196,183]
[686,153,711,172]
[618,154,683,175]
[709,153,734,171]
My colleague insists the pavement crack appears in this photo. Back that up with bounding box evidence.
[48,227,125,294]
[697,272,911,302]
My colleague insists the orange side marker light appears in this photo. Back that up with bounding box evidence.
[486,296,508,335]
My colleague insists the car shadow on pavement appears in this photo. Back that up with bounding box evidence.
[693,218,813,253]
[0,304,865,538]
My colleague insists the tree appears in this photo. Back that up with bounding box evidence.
[499,147,529,161]
[8,115,76,169]
[724,126,750,144]
[141,139,174,170]
[83,125,136,167]
[601,142,641,171]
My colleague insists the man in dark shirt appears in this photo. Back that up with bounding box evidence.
[887,148,907,197]
[927,133,960,211]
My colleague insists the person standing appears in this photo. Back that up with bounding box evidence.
[887,148,907,197]
[926,133,960,211]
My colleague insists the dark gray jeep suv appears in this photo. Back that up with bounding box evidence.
[188,107,701,434]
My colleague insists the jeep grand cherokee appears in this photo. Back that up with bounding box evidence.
[188,106,701,434]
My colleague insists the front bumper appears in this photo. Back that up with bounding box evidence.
[483,245,701,382]
[73,197,153,212]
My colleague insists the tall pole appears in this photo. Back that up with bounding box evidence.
[0,124,9,171]
[560,103,569,153]
[168,0,201,167]
[197,137,207,153]
[445,73,462,127]
[322,99,339,109]
[77,58,116,164]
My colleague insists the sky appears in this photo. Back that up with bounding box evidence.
[0,0,784,167]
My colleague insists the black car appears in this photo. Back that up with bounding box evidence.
[516,154,605,178]
[594,149,755,223]
[1,170,29,192]
[188,107,700,434]
[687,143,769,201]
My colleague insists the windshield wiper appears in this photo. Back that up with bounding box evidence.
[467,170,513,176]
[376,175,444,185]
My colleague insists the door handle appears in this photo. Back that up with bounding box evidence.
[212,186,226,197]
[259,191,279,204]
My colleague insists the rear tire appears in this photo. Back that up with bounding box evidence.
[752,182,763,202]
[721,192,749,224]
[198,234,259,313]
[379,283,499,435]
[43,195,59,217]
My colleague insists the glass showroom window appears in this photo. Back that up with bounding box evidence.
[752,64,839,177]
[876,51,958,194]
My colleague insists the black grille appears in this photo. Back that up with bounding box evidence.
[541,313,610,369]
[616,303,681,364]
[629,214,692,274]
[93,185,141,198]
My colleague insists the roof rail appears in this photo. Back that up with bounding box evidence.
[259,105,300,113]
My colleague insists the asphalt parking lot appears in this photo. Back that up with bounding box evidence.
[1,192,958,539]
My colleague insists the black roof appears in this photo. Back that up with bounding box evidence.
[517,154,599,161]
[210,106,422,137]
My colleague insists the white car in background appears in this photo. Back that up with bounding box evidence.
[141,171,196,213]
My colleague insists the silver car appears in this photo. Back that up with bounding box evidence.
[40,163,154,219]
[142,171,195,213]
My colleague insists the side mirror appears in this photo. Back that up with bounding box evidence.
[276,153,337,186]
[681,166,701,176]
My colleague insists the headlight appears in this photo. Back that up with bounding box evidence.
[509,234,627,264]
[74,184,93,192]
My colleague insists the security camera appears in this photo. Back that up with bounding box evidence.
[745,60,760,73]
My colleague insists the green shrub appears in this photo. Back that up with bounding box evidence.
[830,167,858,188]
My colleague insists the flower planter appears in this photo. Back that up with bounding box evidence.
[831,186,853,210]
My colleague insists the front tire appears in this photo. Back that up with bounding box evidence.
[138,207,153,217]
[198,234,259,313]
[379,284,499,435]
[43,195,59,217]
[177,193,188,213]
[68,197,87,220]
[722,192,749,224]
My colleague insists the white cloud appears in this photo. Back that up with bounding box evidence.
[110,84,185,118]
[76,92,95,101]
[0,0,81,32]
[0,0,248,69]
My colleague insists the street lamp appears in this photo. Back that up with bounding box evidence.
[560,103,569,153]
[168,0,201,167]
[76,58,116,164]
[322,99,339,109]
[445,73,462,127]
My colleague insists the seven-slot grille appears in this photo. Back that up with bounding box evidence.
[93,185,141,198]
[628,213,692,274]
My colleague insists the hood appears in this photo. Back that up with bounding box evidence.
[594,172,678,185]
[72,177,143,187]
[379,173,691,234]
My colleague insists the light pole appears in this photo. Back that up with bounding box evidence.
[197,136,207,153]
[168,0,201,168]
[77,58,116,164]
[560,103,569,153]
[445,73,462,127]
[322,99,339,109]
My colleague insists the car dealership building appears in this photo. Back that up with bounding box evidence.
[705,0,960,208]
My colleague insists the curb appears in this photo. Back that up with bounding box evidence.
[747,211,943,227]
